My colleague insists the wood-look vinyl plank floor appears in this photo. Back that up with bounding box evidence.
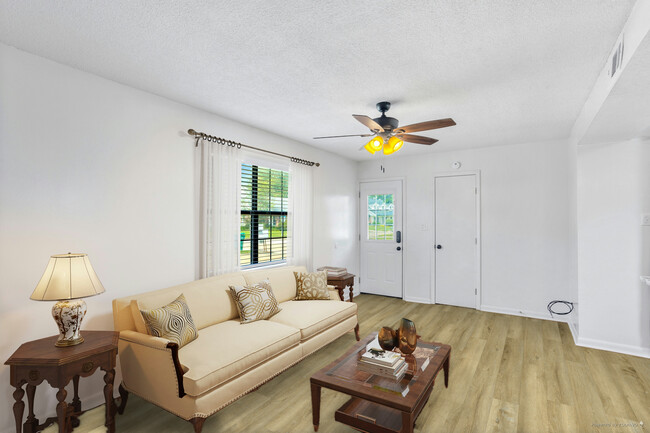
[43,294,650,433]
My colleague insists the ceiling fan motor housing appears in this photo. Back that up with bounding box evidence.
[374,101,398,130]
[373,115,399,131]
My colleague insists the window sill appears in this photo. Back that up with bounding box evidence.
[240,260,288,271]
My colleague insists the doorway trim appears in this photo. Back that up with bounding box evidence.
[358,177,406,299]
[431,170,482,309]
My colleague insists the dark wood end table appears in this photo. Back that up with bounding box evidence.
[310,332,450,433]
[327,273,356,302]
[5,330,119,433]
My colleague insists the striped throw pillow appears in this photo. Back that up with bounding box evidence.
[140,294,198,348]
[229,280,281,324]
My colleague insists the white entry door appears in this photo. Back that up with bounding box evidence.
[359,180,403,298]
[434,174,479,308]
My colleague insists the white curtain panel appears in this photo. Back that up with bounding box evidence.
[288,162,313,270]
[199,139,241,277]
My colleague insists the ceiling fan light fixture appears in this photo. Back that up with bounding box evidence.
[365,136,383,154]
[384,136,404,155]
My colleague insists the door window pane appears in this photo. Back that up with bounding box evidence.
[367,194,394,240]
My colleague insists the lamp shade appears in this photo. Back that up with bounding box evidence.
[30,253,105,301]
[384,136,404,155]
[364,136,384,154]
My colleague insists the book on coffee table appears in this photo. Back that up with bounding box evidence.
[360,349,402,367]
[358,358,408,381]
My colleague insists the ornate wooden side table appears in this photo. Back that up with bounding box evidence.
[327,273,356,302]
[5,331,119,433]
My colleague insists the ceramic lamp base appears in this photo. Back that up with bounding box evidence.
[52,298,87,347]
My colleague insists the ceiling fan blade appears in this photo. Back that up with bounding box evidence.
[352,115,385,132]
[313,133,374,139]
[396,134,438,145]
[395,118,456,134]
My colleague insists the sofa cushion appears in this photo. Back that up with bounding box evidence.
[179,320,300,396]
[268,300,357,341]
[243,265,308,303]
[139,294,198,348]
[294,271,330,300]
[229,279,281,324]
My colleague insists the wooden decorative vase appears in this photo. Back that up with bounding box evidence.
[377,318,418,354]
[378,326,398,351]
[397,318,418,354]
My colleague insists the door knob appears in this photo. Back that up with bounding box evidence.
[396,246,402,251]
[436,245,442,249]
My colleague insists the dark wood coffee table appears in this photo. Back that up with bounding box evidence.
[310,332,450,433]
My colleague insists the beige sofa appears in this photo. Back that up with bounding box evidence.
[112,265,359,432]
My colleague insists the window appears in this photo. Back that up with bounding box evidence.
[367,194,394,240]
[240,164,289,266]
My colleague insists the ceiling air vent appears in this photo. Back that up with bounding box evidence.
[609,35,624,78]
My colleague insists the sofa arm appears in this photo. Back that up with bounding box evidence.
[327,285,343,301]
[119,329,171,349]
[118,330,187,399]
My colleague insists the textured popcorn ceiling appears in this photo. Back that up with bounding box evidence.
[0,1,636,160]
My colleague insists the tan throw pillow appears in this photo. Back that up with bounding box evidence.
[229,279,281,324]
[139,294,198,348]
[294,271,330,300]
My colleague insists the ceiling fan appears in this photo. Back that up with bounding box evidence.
[314,101,456,155]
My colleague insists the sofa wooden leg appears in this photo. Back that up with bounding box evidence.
[354,324,360,341]
[190,416,206,433]
[116,383,129,415]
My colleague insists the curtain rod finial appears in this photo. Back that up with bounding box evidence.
[188,129,197,136]
[315,163,320,167]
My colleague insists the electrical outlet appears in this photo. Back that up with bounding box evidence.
[643,215,650,226]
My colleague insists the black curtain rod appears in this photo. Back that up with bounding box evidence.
[188,129,320,167]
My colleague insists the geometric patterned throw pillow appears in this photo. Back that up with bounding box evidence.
[229,279,281,324]
[294,271,330,300]
[139,294,198,348]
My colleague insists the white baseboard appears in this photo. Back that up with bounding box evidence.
[576,336,650,359]
[568,321,580,345]
[403,296,431,304]
[482,305,650,358]
[480,304,567,323]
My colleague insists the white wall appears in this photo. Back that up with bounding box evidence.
[0,43,358,433]
[357,140,577,318]
[577,139,650,357]
[568,141,580,333]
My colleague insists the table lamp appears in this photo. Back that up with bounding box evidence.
[30,253,105,347]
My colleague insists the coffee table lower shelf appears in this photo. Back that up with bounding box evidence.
[335,397,406,433]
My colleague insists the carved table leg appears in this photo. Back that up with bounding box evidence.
[72,375,81,413]
[24,384,39,433]
[348,283,354,302]
[69,375,81,428]
[55,388,68,433]
[336,286,344,301]
[103,368,116,433]
[117,383,129,415]
[13,385,25,433]
[310,382,321,432]
[443,353,450,388]
[354,324,360,341]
